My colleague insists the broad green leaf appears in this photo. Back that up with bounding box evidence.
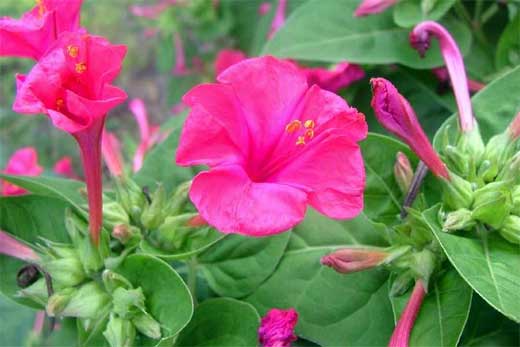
[247,210,393,347]
[198,232,290,298]
[0,294,36,346]
[117,254,194,346]
[176,298,259,347]
[263,0,471,69]
[496,13,520,70]
[423,205,520,323]
[393,0,456,28]
[390,268,472,347]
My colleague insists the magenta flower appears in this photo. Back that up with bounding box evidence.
[13,31,127,244]
[410,21,475,133]
[177,56,367,236]
[268,0,287,39]
[370,78,449,180]
[215,49,247,76]
[172,32,189,76]
[303,62,365,94]
[53,156,80,180]
[431,68,484,93]
[258,2,272,16]
[0,230,38,261]
[258,308,298,347]
[354,0,397,17]
[0,0,82,60]
[102,131,125,178]
[129,0,180,19]
[321,248,389,274]
[1,147,43,196]
[388,280,426,347]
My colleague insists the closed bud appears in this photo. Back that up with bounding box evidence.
[141,184,167,230]
[498,215,520,245]
[166,180,192,215]
[103,197,130,229]
[457,127,485,166]
[321,247,389,274]
[16,278,48,306]
[472,181,512,229]
[394,152,414,194]
[482,132,515,180]
[444,145,469,177]
[408,248,437,289]
[112,224,141,245]
[132,312,162,340]
[58,282,111,318]
[112,287,146,318]
[497,152,520,184]
[507,111,520,140]
[46,288,77,316]
[512,186,520,215]
[116,178,146,222]
[42,245,86,287]
[103,314,136,347]
[390,270,414,297]
[102,270,133,293]
[443,208,475,232]
[477,160,496,183]
[150,213,200,251]
[441,172,474,210]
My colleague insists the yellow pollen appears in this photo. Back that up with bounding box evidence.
[304,119,315,129]
[285,120,302,133]
[67,45,79,58]
[296,136,306,146]
[56,98,64,110]
[305,129,314,139]
[75,62,87,73]
[35,0,46,18]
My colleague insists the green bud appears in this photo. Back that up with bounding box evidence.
[103,197,130,229]
[481,133,515,182]
[512,186,520,215]
[102,270,133,293]
[389,271,414,297]
[112,224,141,245]
[408,249,437,289]
[150,213,200,251]
[58,282,111,318]
[166,180,192,215]
[472,181,512,229]
[497,152,520,184]
[103,314,136,347]
[46,288,77,316]
[443,208,475,232]
[132,312,162,340]
[116,178,146,222]
[16,278,48,306]
[141,184,167,230]
[444,145,470,177]
[498,215,520,245]
[457,127,485,165]
[441,173,474,211]
[42,245,86,287]
[112,287,145,318]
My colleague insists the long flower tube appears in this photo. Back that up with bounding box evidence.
[0,230,38,261]
[268,0,287,39]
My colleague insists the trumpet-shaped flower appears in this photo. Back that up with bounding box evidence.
[13,31,127,244]
[1,147,43,196]
[0,0,82,60]
[177,56,367,236]
[258,308,298,347]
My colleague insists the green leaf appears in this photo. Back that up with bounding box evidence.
[176,298,260,347]
[393,0,456,28]
[390,268,472,347]
[496,13,520,70]
[423,205,520,323]
[0,294,36,346]
[263,0,471,69]
[198,232,291,298]
[247,210,393,347]
[116,254,194,346]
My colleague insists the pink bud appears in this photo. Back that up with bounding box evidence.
[410,21,475,133]
[258,2,272,15]
[258,308,298,347]
[509,112,520,140]
[388,280,426,347]
[53,156,80,180]
[0,230,38,261]
[354,0,398,17]
[394,152,414,193]
[321,248,389,274]
[370,78,450,180]
[268,0,287,39]
[186,214,208,227]
[101,130,124,177]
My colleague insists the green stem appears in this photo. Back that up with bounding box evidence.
[187,258,198,306]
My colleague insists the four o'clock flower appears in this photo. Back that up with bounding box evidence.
[53,156,80,180]
[354,0,398,17]
[258,308,298,347]
[1,147,44,196]
[177,56,367,236]
[0,230,39,261]
[370,78,450,180]
[303,62,365,94]
[214,49,248,76]
[102,131,125,178]
[0,0,82,60]
[13,31,127,244]
[268,0,287,39]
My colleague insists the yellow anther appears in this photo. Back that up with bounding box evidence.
[67,45,79,58]
[56,98,64,111]
[296,136,306,146]
[304,129,314,139]
[304,119,315,129]
[75,62,87,74]
[35,0,46,18]
[285,120,302,133]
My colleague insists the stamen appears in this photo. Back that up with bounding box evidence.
[285,120,302,133]
[67,45,79,58]
[304,129,314,139]
[35,0,46,18]
[304,119,315,129]
[296,136,306,146]
[75,63,87,74]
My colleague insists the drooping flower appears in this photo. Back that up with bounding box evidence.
[1,147,43,196]
[0,230,39,261]
[268,0,287,39]
[0,0,82,60]
[303,62,365,94]
[258,308,298,347]
[321,247,389,274]
[410,21,475,133]
[388,280,426,347]
[53,156,80,180]
[431,68,484,93]
[177,56,367,236]
[13,31,127,244]
[129,0,180,19]
[172,32,189,76]
[258,2,272,15]
[214,49,247,76]
[370,77,449,180]
[102,131,125,178]
[354,0,398,17]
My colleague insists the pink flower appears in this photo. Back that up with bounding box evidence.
[177,56,367,236]
[0,230,38,261]
[102,131,125,177]
[0,0,82,60]
[431,68,484,93]
[258,2,272,15]
[388,280,426,347]
[354,0,398,17]
[370,78,449,180]
[394,152,413,193]
[268,0,287,39]
[13,31,127,244]
[129,98,162,172]
[53,156,80,180]
[129,0,180,19]
[1,147,43,196]
[215,49,247,76]
[258,308,298,347]
[172,32,189,76]
[303,62,365,94]
[321,247,389,274]
[508,112,520,140]
[410,21,475,133]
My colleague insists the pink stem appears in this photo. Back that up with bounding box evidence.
[388,280,426,347]
[0,230,38,261]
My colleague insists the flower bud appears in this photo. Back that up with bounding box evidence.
[442,208,475,232]
[150,213,201,251]
[166,180,192,215]
[186,214,208,227]
[512,186,520,215]
[46,288,77,316]
[103,197,130,229]
[103,314,136,347]
[508,111,520,140]
[441,172,473,210]
[321,247,389,274]
[141,184,167,230]
[443,145,470,178]
[408,248,437,288]
[41,245,86,287]
[102,270,133,293]
[457,127,485,167]
[498,215,520,245]
[472,181,512,229]
[112,287,146,318]
[481,132,515,181]
[116,178,146,222]
[132,312,162,340]
[394,152,414,194]
[58,282,111,318]
[497,152,520,184]
[112,224,141,245]
[16,278,48,306]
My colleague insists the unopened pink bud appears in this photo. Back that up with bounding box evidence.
[0,230,38,261]
[354,0,397,17]
[394,152,414,193]
[321,248,388,274]
[186,214,208,228]
[258,308,298,347]
[509,112,520,140]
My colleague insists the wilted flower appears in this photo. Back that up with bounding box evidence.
[321,247,389,273]
[354,0,397,17]
[1,147,43,196]
[258,308,298,347]
[177,56,367,236]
